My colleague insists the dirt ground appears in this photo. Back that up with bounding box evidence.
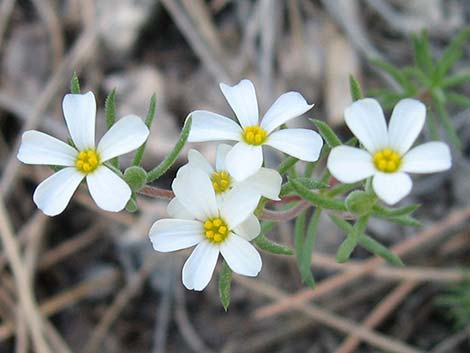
[0,1,469,353]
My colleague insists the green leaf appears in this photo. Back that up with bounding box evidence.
[349,74,363,101]
[124,166,147,191]
[372,203,420,217]
[105,89,117,129]
[326,182,361,197]
[330,215,404,266]
[345,191,377,216]
[218,261,232,311]
[278,156,298,175]
[147,116,192,183]
[290,179,346,211]
[310,119,341,147]
[433,93,461,149]
[446,92,470,108]
[402,66,432,87]
[104,89,118,168]
[133,94,157,166]
[294,211,307,266]
[442,72,470,88]
[386,215,422,227]
[125,194,138,213]
[71,72,81,94]
[336,215,368,263]
[300,209,321,288]
[435,28,470,80]
[253,233,294,256]
[370,58,411,91]
[282,174,332,197]
[412,31,434,75]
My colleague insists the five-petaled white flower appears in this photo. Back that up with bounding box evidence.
[17,92,150,216]
[167,144,282,218]
[149,168,262,291]
[187,79,323,181]
[327,98,451,205]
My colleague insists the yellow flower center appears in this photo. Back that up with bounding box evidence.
[203,217,229,243]
[242,125,267,145]
[373,148,401,173]
[210,170,232,194]
[75,149,100,173]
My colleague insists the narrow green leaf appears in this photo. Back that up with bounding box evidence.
[442,72,470,88]
[386,215,422,227]
[372,203,420,217]
[147,116,192,182]
[218,261,232,311]
[291,177,329,191]
[446,92,470,108]
[349,74,363,101]
[294,211,307,266]
[253,233,294,256]
[433,94,461,149]
[412,31,434,75]
[326,182,361,197]
[105,89,117,129]
[133,94,157,166]
[330,215,404,266]
[290,179,346,211]
[70,72,81,94]
[310,119,341,147]
[402,66,432,87]
[300,209,321,288]
[277,157,298,175]
[370,58,411,91]
[336,215,368,263]
[359,234,404,267]
[104,89,118,168]
[435,28,470,80]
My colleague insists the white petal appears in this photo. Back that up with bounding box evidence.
[220,234,262,277]
[260,92,314,133]
[401,142,451,174]
[215,144,232,171]
[17,130,77,166]
[97,115,149,162]
[233,215,261,241]
[344,98,388,153]
[149,219,203,252]
[186,149,214,175]
[86,166,131,212]
[242,167,282,200]
[33,167,84,216]
[373,172,412,205]
[188,111,242,142]
[62,92,96,150]
[388,99,426,154]
[182,241,219,291]
[265,128,323,162]
[225,142,263,181]
[220,79,259,128]
[167,197,195,219]
[220,187,260,229]
[327,146,375,183]
[171,168,218,221]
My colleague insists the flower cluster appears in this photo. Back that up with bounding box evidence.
[17,77,453,297]
[150,79,321,290]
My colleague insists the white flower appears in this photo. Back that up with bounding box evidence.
[168,144,282,217]
[17,92,150,216]
[187,79,323,181]
[327,98,452,205]
[149,168,262,291]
